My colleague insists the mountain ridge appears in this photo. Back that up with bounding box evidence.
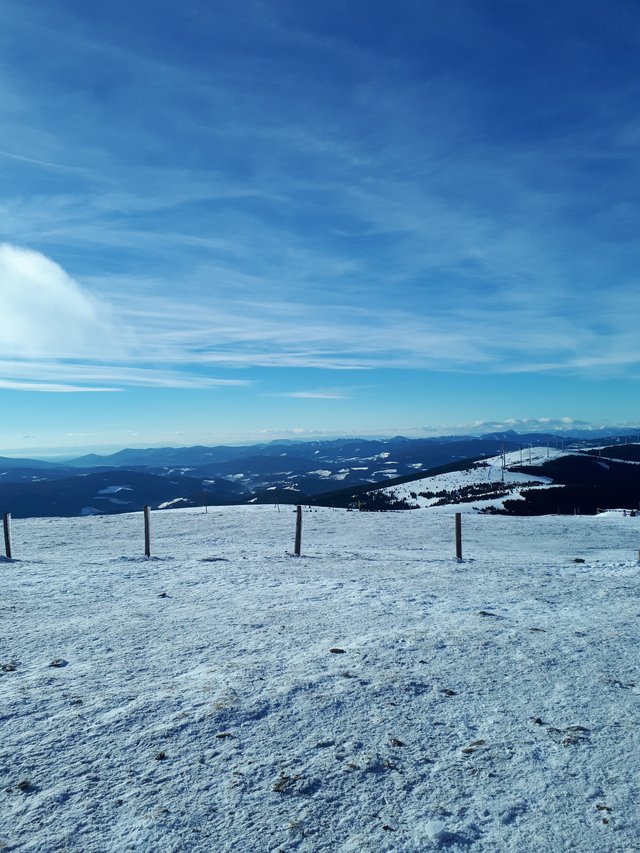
[1,433,639,518]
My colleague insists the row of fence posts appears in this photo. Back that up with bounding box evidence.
[2,506,463,562]
[144,504,306,559]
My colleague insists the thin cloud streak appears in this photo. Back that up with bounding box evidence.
[0,360,251,390]
[271,391,347,399]
[0,380,120,393]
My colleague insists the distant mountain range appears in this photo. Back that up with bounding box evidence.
[1,432,639,518]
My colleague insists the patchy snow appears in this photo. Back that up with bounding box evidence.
[97,486,133,496]
[157,498,190,509]
[2,506,640,852]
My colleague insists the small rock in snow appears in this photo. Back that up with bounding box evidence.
[49,658,68,668]
[272,773,300,793]
[462,739,486,754]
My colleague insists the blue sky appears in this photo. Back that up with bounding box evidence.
[1,0,639,455]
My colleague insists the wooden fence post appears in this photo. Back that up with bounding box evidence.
[144,506,151,558]
[3,513,12,560]
[294,505,302,556]
[455,512,462,561]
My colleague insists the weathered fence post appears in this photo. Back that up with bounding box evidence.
[455,512,462,561]
[294,505,302,556]
[144,506,151,558]
[3,513,12,560]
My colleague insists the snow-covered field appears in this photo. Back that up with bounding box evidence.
[2,506,640,852]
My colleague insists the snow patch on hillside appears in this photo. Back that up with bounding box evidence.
[98,485,133,496]
[382,449,563,511]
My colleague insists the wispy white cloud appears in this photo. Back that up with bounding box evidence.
[0,148,89,174]
[1,0,640,418]
[3,238,639,396]
[0,358,250,391]
[0,243,118,360]
[0,380,119,393]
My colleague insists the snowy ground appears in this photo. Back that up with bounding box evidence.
[2,506,640,852]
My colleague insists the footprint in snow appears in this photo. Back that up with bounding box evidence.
[546,725,590,747]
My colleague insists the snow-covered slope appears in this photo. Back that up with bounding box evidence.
[2,506,640,851]
[379,448,563,511]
